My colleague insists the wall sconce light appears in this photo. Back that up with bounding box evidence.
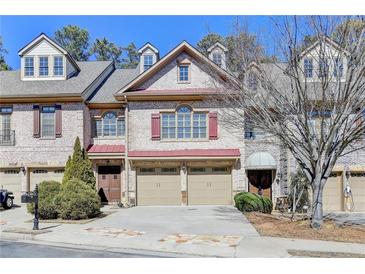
[345,166,351,180]
[20,166,26,175]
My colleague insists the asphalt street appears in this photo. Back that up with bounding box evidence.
[0,240,173,258]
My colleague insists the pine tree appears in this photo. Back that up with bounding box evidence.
[62,156,72,184]
[62,137,96,189]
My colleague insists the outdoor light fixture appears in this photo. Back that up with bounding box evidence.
[345,166,351,180]
[20,166,26,175]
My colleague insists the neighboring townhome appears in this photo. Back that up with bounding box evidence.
[0,33,364,212]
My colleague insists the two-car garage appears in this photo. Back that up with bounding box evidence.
[136,164,232,206]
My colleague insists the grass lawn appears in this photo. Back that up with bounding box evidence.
[245,212,365,244]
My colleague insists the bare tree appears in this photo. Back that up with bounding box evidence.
[210,16,365,229]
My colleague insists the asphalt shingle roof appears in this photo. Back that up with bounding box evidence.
[87,67,139,103]
[0,61,112,98]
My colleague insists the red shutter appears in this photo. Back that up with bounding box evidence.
[209,112,218,140]
[55,104,62,137]
[151,113,161,140]
[33,105,40,138]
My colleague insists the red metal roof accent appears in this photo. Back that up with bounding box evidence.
[87,144,125,153]
[128,149,240,158]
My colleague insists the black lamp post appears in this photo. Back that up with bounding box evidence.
[33,184,39,230]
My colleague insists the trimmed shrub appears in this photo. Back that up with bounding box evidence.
[234,191,273,214]
[55,178,101,220]
[27,181,61,219]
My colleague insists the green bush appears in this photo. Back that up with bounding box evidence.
[234,192,273,214]
[55,178,101,220]
[27,181,61,219]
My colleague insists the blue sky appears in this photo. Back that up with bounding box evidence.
[0,16,275,69]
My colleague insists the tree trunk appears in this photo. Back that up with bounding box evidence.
[311,182,325,229]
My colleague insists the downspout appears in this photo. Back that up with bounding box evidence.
[124,95,130,205]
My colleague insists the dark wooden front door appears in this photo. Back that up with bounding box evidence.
[247,170,273,200]
[98,166,121,203]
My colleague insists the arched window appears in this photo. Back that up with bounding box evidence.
[161,105,207,140]
[94,111,125,137]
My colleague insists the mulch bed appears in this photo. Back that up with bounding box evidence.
[287,250,365,258]
[245,212,365,244]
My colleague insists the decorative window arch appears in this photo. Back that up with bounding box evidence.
[161,105,207,140]
[93,111,125,137]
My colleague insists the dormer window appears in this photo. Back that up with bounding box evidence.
[212,53,222,66]
[334,58,343,78]
[24,57,34,77]
[39,56,49,76]
[144,55,153,71]
[304,58,313,78]
[179,65,189,82]
[247,72,258,91]
[54,56,64,76]
[318,58,329,78]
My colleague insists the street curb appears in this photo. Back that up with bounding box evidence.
[0,235,218,258]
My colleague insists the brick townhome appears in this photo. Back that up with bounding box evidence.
[0,33,364,211]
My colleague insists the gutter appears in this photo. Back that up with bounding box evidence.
[124,95,129,204]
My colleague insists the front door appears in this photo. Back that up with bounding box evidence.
[247,170,273,200]
[98,166,121,203]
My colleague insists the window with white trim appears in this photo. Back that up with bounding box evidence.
[178,65,189,82]
[24,57,34,76]
[212,53,222,66]
[247,72,258,90]
[54,56,64,76]
[144,55,153,71]
[41,106,55,138]
[318,58,329,78]
[39,56,49,76]
[333,58,343,78]
[161,106,207,140]
[304,58,313,78]
[93,112,125,137]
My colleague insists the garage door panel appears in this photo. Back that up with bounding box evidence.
[188,168,232,205]
[0,169,21,204]
[137,168,181,206]
[350,174,365,212]
[323,174,342,212]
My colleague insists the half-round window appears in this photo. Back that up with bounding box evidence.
[161,105,207,140]
[93,111,125,137]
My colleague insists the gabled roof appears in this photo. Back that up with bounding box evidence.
[138,42,159,54]
[0,61,113,99]
[207,41,228,52]
[18,33,81,71]
[299,36,350,58]
[115,41,237,96]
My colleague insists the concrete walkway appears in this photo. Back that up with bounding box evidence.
[1,206,364,257]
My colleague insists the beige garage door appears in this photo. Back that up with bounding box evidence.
[349,173,365,212]
[0,169,21,204]
[30,168,64,191]
[137,167,181,206]
[323,172,343,212]
[188,167,232,205]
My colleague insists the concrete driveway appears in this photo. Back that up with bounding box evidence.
[92,205,259,237]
